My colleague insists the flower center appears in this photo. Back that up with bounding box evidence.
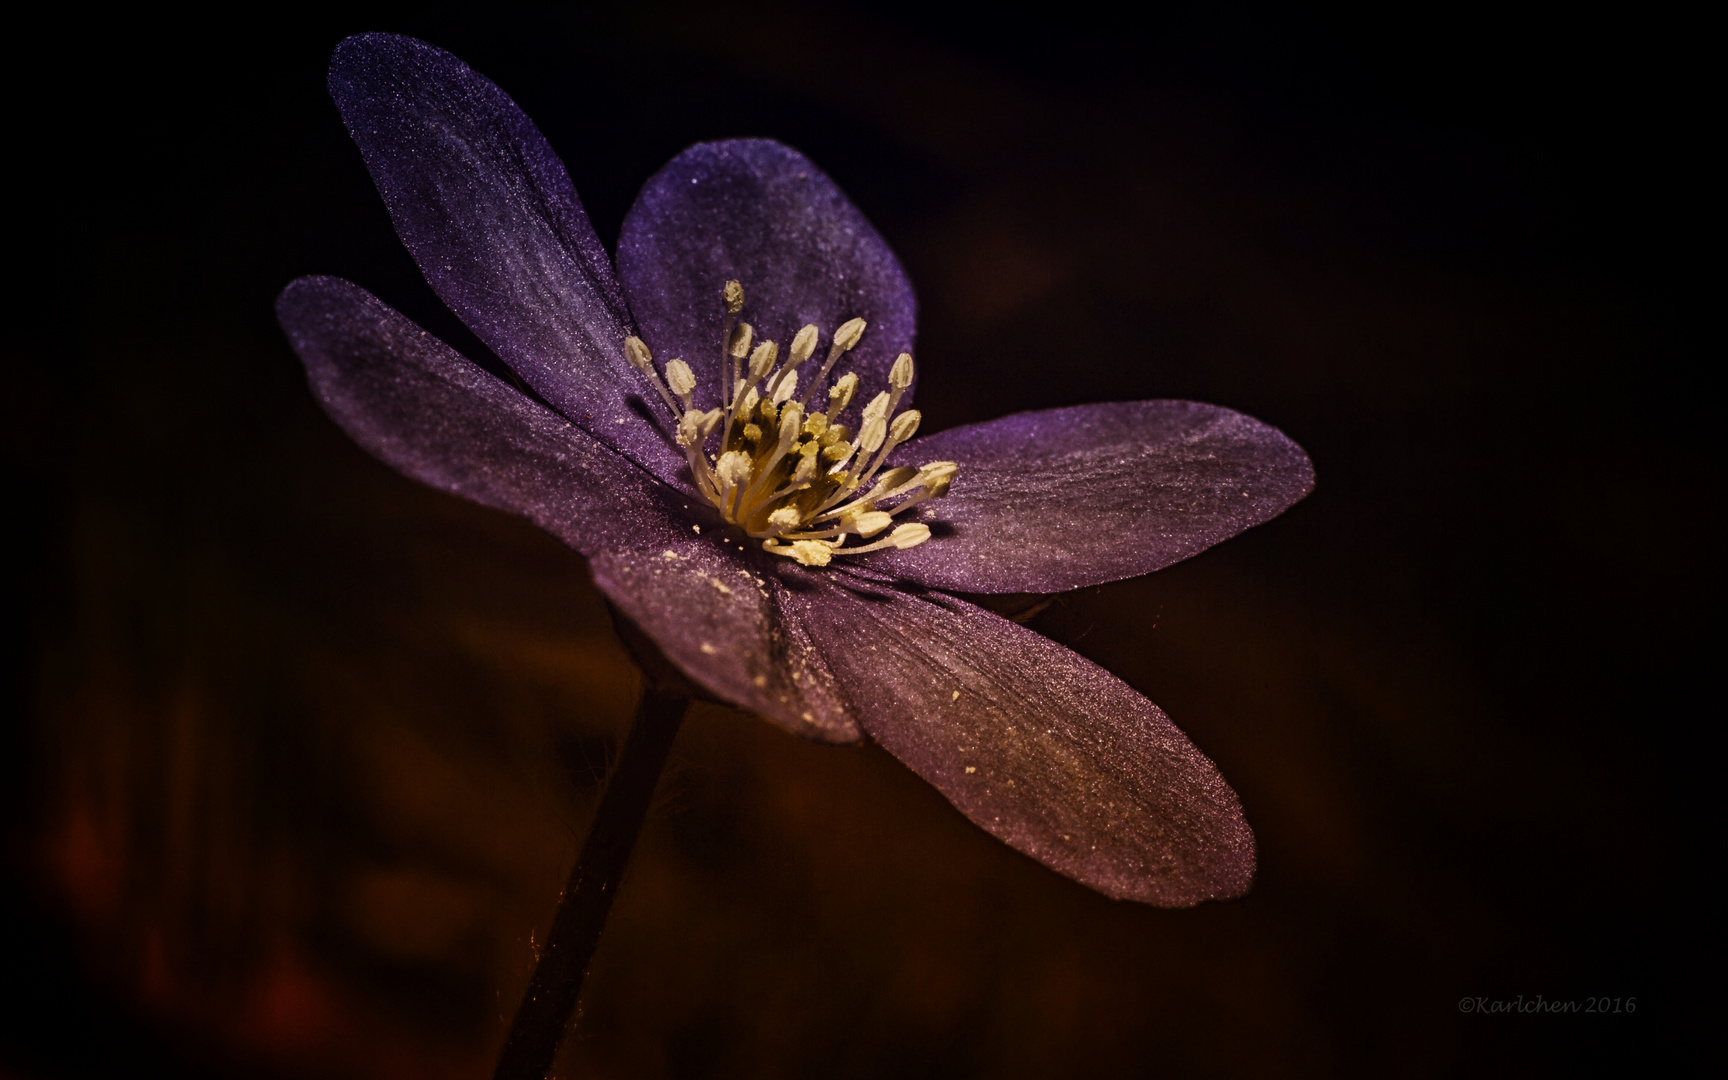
[623,280,955,567]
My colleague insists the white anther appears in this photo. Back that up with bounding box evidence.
[889,409,921,444]
[849,510,892,537]
[790,453,817,484]
[777,402,804,442]
[747,341,778,382]
[666,359,696,398]
[676,409,706,447]
[717,450,753,488]
[767,507,802,531]
[920,461,958,482]
[889,352,914,390]
[677,411,718,449]
[833,318,866,352]
[861,391,890,426]
[624,334,683,417]
[771,370,799,404]
[829,373,859,413]
[722,280,745,314]
[729,322,754,359]
[739,386,759,416]
[790,324,820,363]
[888,523,931,548]
[786,540,833,566]
[859,416,887,454]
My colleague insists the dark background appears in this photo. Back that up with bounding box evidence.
[4,2,1713,1077]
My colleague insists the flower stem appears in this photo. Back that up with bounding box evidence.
[492,682,689,1080]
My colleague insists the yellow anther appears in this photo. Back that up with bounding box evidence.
[829,373,859,413]
[833,317,867,352]
[919,461,958,497]
[889,352,914,390]
[624,335,653,370]
[888,523,931,548]
[722,280,745,313]
[747,341,778,381]
[821,442,851,463]
[859,416,887,454]
[860,392,890,427]
[889,409,921,444]
[849,510,892,537]
[803,413,829,438]
[716,450,752,487]
[790,324,820,363]
[676,409,706,448]
[742,423,763,444]
[788,540,833,566]
[665,359,695,398]
[922,461,958,480]
[820,424,848,446]
[729,322,754,359]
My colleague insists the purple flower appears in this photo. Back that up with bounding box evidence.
[276,33,1313,907]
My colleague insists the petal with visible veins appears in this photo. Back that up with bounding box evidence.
[781,569,1255,906]
[617,139,917,431]
[864,401,1315,593]
[591,548,862,743]
[327,33,690,487]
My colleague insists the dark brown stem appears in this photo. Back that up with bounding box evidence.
[492,682,688,1080]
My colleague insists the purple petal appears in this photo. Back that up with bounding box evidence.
[326,33,689,487]
[589,551,861,744]
[781,572,1254,906]
[616,139,916,430]
[864,401,1315,593]
[277,275,857,743]
[278,275,679,554]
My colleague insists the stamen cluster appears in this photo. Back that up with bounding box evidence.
[624,280,955,566]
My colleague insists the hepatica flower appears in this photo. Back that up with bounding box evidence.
[278,33,1313,907]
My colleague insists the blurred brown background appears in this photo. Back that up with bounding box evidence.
[3,2,1711,1077]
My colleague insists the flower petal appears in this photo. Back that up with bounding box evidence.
[588,551,862,744]
[279,275,679,553]
[782,573,1254,906]
[278,275,858,743]
[616,139,916,429]
[866,401,1314,593]
[326,33,689,486]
